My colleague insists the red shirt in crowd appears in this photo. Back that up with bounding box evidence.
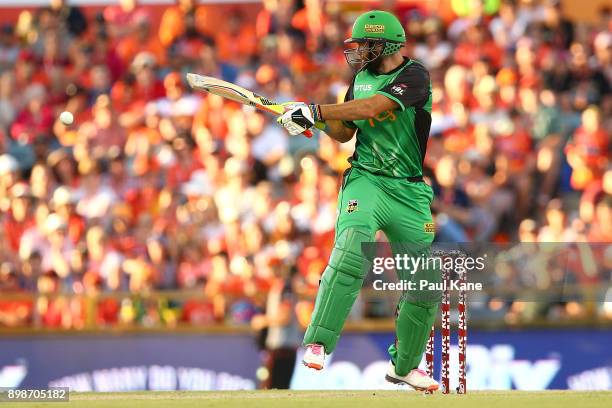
[10,106,54,143]
[3,213,35,252]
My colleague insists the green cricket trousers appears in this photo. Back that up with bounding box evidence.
[303,166,440,376]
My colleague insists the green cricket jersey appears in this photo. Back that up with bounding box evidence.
[343,57,433,178]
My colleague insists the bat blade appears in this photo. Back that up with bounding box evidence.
[186,73,316,137]
[186,73,283,115]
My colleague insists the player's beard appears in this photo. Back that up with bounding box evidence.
[366,52,384,73]
[344,41,384,73]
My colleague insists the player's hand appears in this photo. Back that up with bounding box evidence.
[277,103,322,136]
[278,103,314,136]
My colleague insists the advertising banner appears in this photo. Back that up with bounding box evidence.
[0,329,610,391]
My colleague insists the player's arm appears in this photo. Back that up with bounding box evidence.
[315,94,397,142]
[315,79,388,143]
[281,74,397,142]
[278,95,396,141]
[319,94,399,122]
[280,63,431,137]
[321,120,357,143]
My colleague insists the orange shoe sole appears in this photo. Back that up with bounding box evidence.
[303,361,323,370]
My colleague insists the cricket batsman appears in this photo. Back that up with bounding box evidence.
[278,10,439,391]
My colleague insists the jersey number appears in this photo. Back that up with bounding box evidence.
[368,110,397,127]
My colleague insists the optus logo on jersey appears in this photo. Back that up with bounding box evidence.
[355,84,373,91]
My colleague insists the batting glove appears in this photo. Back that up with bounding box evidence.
[277,103,323,136]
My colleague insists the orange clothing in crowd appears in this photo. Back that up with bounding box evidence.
[127,126,163,147]
[496,129,533,171]
[158,5,208,47]
[116,33,167,67]
[443,127,476,154]
[0,297,33,326]
[291,6,325,40]
[570,126,609,165]
[255,9,274,38]
[66,214,87,245]
[216,26,258,64]
[566,126,609,189]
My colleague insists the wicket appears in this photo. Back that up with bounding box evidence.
[425,264,468,394]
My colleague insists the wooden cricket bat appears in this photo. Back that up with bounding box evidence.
[186,73,324,138]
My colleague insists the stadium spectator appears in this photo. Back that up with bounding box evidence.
[251,265,300,389]
[159,0,209,47]
[103,0,150,40]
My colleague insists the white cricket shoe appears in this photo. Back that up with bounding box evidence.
[385,361,439,391]
[302,344,325,370]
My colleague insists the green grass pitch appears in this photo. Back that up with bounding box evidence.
[4,390,612,408]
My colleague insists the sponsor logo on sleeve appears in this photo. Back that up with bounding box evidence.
[391,84,407,95]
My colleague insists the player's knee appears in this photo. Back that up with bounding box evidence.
[328,226,373,279]
[400,298,440,314]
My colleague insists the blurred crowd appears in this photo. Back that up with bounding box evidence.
[0,0,609,328]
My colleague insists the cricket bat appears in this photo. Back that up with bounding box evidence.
[186,73,324,138]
